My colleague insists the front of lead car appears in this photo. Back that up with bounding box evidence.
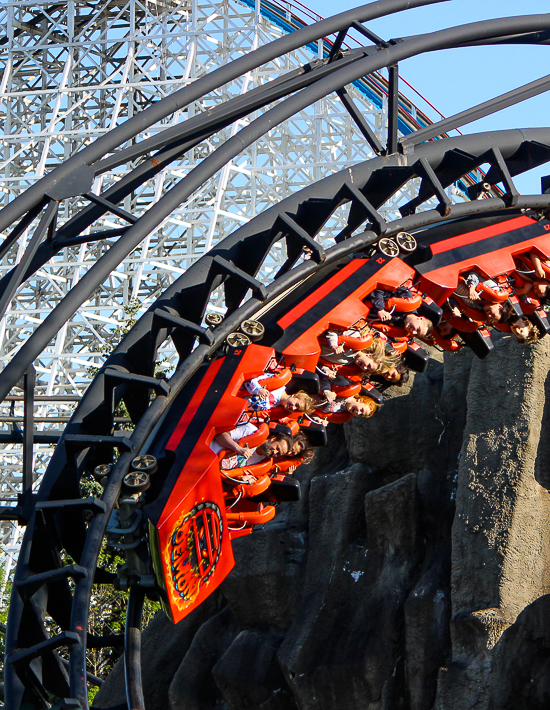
[143,344,276,623]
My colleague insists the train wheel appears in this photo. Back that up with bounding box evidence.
[123,471,151,492]
[130,454,158,475]
[378,238,399,257]
[93,463,112,480]
[205,312,224,327]
[396,232,417,254]
[240,319,265,341]
[227,332,251,347]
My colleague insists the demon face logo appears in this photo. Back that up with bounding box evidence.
[166,501,223,611]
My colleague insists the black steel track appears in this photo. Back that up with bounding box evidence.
[4,3,550,709]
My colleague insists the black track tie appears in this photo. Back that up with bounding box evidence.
[213,255,268,300]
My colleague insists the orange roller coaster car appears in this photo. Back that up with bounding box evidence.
[145,345,278,623]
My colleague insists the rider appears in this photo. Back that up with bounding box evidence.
[244,373,315,413]
[211,425,294,471]
[320,333,394,374]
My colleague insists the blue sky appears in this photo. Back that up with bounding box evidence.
[309,0,550,195]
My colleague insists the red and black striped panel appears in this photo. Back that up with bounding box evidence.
[270,255,415,369]
[417,216,550,304]
[145,344,276,623]
[146,345,274,527]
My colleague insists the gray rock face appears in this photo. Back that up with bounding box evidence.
[94,337,550,710]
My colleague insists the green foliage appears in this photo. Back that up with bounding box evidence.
[79,475,160,698]
[86,541,160,703]
[0,563,13,704]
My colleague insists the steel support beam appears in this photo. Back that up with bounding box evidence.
[387,64,400,155]
[0,0,447,235]
[402,73,550,147]
[3,16,550,406]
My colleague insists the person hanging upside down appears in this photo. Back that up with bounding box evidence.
[509,316,540,344]
[244,373,315,413]
[313,390,378,419]
[210,423,292,465]
[512,253,550,302]
[320,333,391,374]
[370,285,418,322]
[402,313,433,338]
[447,290,512,327]
[529,252,550,281]
[291,430,315,463]
[368,288,433,339]
[453,270,509,308]
[481,300,513,325]
[451,296,539,344]
[373,312,433,339]
[274,430,315,473]
[371,358,410,392]
[523,253,550,303]
[317,370,355,395]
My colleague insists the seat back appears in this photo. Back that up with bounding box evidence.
[286,371,320,395]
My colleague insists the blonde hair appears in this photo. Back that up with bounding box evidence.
[354,394,379,418]
[361,338,386,361]
[378,348,402,373]
[359,336,401,374]
[293,390,316,414]
[359,322,374,338]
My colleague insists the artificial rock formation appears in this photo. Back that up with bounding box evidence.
[94,335,550,710]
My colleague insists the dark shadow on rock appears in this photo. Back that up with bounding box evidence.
[168,605,240,710]
[489,594,550,710]
[535,365,550,490]
[278,472,424,709]
[213,629,296,710]
[93,592,226,709]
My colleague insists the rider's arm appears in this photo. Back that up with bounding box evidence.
[324,330,340,349]
[210,422,257,455]
[244,372,273,395]
[370,289,387,314]
[531,253,546,279]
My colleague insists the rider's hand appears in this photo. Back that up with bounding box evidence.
[468,285,480,300]
[325,369,337,379]
[256,387,269,400]
[235,445,252,458]
[333,344,345,354]
[378,309,392,321]
[324,390,337,402]
[451,306,461,318]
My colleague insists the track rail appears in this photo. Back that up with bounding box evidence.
[4,4,550,708]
